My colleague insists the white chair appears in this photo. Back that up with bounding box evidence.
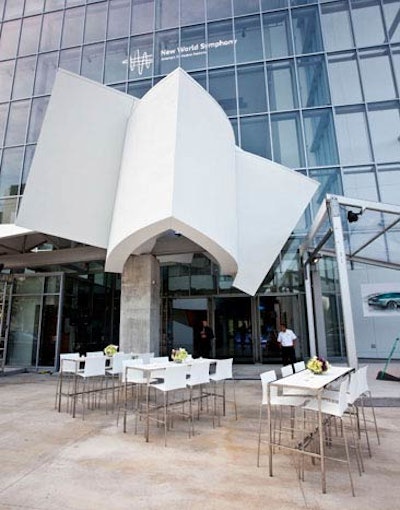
[294,361,306,372]
[106,352,132,412]
[357,366,380,447]
[73,356,107,419]
[120,359,147,433]
[150,356,171,381]
[186,360,211,427]
[86,351,104,357]
[303,379,357,496]
[209,358,237,424]
[55,352,81,412]
[257,370,307,467]
[152,364,191,446]
[281,365,293,378]
[136,352,154,364]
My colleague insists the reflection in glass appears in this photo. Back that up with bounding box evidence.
[261,0,289,10]
[297,56,330,108]
[328,53,363,105]
[262,11,293,59]
[0,20,21,60]
[335,107,372,165]
[292,6,323,55]
[359,49,396,102]
[128,79,152,98]
[40,11,63,51]
[132,0,154,35]
[180,25,206,71]
[155,0,179,30]
[230,117,239,144]
[206,0,232,20]
[0,147,23,196]
[8,295,41,366]
[108,0,130,39]
[309,168,343,213]
[62,7,85,48]
[383,0,400,43]
[343,166,379,201]
[392,46,400,92]
[181,0,205,25]
[4,0,24,20]
[0,60,15,102]
[320,1,353,51]
[45,0,65,11]
[0,197,18,224]
[271,112,305,168]
[84,2,107,44]
[105,39,129,83]
[207,20,235,68]
[0,104,8,144]
[5,100,30,146]
[368,104,400,163]
[21,145,36,191]
[19,15,41,56]
[27,97,50,143]
[129,35,153,80]
[378,165,400,204]
[240,115,271,159]
[237,64,267,115]
[81,43,105,82]
[234,15,263,64]
[267,60,297,111]
[34,52,58,95]
[24,0,45,16]
[303,109,338,166]
[233,0,259,17]
[351,0,386,47]
[59,47,82,74]
[12,57,36,100]
[208,68,237,116]
[189,71,207,90]
[154,29,179,75]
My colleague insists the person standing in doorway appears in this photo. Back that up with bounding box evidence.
[198,320,214,358]
[277,322,297,367]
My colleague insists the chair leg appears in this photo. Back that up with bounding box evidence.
[257,404,264,467]
[342,419,356,497]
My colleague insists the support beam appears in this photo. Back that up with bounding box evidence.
[303,256,317,358]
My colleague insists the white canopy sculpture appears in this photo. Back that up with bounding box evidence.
[16,68,318,296]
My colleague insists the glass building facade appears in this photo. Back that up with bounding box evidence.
[0,0,399,368]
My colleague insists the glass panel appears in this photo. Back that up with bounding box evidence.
[0,60,15,102]
[320,1,354,51]
[59,47,81,73]
[27,96,49,143]
[40,11,63,51]
[0,103,8,145]
[154,29,179,75]
[271,112,305,167]
[105,38,129,83]
[267,60,297,111]
[0,20,21,60]
[309,168,343,212]
[328,52,363,105]
[108,0,130,39]
[240,115,271,159]
[383,0,400,43]
[303,109,338,166]
[66,0,85,6]
[207,20,235,68]
[206,0,232,20]
[45,0,64,10]
[45,275,61,293]
[62,6,85,48]
[351,0,386,47]
[368,103,400,163]
[4,0,24,19]
[343,166,379,201]
[7,295,41,367]
[179,25,206,71]
[84,2,107,44]
[12,56,36,100]
[393,45,400,91]
[234,15,263,64]
[19,15,42,56]
[335,106,372,164]
[181,0,205,25]
[378,165,400,204]
[129,34,153,80]
[189,70,206,90]
[237,64,267,115]
[291,6,323,55]
[0,196,18,223]
[261,0,289,10]
[155,0,179,30]
[24,0,45,16]
[208,67,237,116]
[34,51,58,95]
[131,0,154,35]
[297,55,330,108]
[262,11,293,59]
[0,146,23,196]
[81,43,105,82]
[233,0,259,17]
[5,100,30,146]
[128,79,152,98]
[359,49,396,102]
[38,294,59,366]
[230,117,239,144]
[21,144,36,191]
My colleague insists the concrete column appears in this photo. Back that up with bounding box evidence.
[120,254,160,355]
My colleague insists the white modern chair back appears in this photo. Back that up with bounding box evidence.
[188,360,211,385]
[347,372,360,405]
[281,365,293,378]
[152,356,169,364]
[86,351,104,357]
[122,359,145,383]
[337,378,349,417]
[163,364,189,391]
[213,358,233,381]
[137,352,154,364]
[260,370,277,405]
[83,356,106,377]
[293,361,306,372]
[357,366,369,395]
[60,353,80,373]
[110,352,131,374]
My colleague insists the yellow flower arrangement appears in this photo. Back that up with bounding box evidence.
[171,347,188,363]
[307,356,330,374]
[104,344,118,356]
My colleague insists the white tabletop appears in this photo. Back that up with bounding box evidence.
[271,366,352,391]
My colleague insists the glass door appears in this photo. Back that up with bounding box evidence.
[7,296,41,366]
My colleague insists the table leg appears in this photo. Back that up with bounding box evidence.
[268,385,273,477]
[318,390,326,493]
[145,375,150,442]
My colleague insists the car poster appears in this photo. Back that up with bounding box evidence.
[361,283,400,317]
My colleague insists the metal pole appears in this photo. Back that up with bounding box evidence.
[303,258,317,358]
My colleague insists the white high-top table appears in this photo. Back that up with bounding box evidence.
[267,365,353,493]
